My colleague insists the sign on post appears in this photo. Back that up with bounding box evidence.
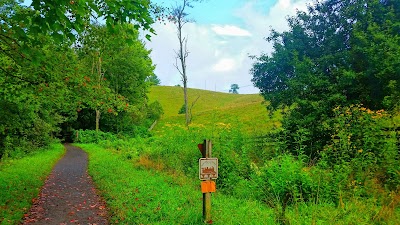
[199,158,218,180]
[201,180,216,193]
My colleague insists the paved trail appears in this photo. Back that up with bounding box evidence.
[23,144,108,225]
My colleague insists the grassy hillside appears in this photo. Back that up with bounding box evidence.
[148,86,281,134]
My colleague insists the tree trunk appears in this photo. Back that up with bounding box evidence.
[95,55,102,133]
[183,79,189,126]
[95,109,100,132]
[172,0,192,127]
[178,16,189,127]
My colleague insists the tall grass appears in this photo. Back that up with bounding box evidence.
[80,135,400,224]
[0,143,65,224]
[79,143,276,224]
[75,86,400,224]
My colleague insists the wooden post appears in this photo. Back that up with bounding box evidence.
[202,140,212,223]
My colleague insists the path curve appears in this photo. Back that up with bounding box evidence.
[23,144,108,225]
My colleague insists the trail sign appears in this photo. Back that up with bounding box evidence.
[201,180,216,193]
[199,158,218,180]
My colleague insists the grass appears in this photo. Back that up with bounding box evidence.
[79,142,400,224]
[0,143,65,225]
[78,143,276,224]
[148,86,281,134]
[72,86,400,224]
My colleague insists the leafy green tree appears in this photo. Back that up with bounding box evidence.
[0,0,157,156]
[75,24,155,134]
[146,74,161,86]
[0,33,82,157]
[229,84,239,94]
[10,0,155,42]
[350,0,400,110]
[251,0,400,159]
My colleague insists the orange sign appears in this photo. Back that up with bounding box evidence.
[201,180,216,193]
[199,158,218,180]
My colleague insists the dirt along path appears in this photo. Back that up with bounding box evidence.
[23,144,108,225]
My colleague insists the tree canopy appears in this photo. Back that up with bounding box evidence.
[0,0,160,158]
[251,0,400,158]
[229,84,239,94]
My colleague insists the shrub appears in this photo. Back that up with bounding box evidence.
[147,101,164,121]
[253,155,327,222]
[323,105,400,190]
[178,104,186,114]
[73,129,118,143]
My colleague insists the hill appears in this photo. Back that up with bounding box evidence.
[147,86,281,134]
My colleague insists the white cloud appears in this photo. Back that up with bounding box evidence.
[279,0,292,9]
[212,58,236,72]
[211,25,252,37]
[144,0,314,94]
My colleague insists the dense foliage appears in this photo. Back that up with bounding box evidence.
[75,116,400,223]
[250,0,400,221]
[1,0,399,223]
[0,1,161,158]
[251,0,399,158]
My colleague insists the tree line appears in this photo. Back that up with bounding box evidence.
[0,0,162,158]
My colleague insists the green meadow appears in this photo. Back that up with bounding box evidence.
[148,86,281,134]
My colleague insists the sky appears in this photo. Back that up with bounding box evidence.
[144,0,314,94]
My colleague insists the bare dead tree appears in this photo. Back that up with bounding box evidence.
[170,0,200,127]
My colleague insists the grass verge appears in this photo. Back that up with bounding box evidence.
[0,143,65,224]
[78,143,275,224]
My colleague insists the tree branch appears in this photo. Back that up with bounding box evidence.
[0,66,40,85]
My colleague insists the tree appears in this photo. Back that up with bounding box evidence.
[17,0,155,42]
[146,74,161,86]
[229,84,239,94]
[76,24,154,133]
[1,0,156,76]
[0,0,157,156]
[251,0,400,159]
[169,0,201,126]
[0,32,82,157]
[349,0,400,110]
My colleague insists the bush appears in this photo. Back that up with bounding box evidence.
[251,154,336,222]
[178,104,186,114]
[73,129,118,143]
[147,101,164,121]
[323,105,400,190]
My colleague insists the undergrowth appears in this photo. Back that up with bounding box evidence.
[79,143,275,224]
[75,90,400,224]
